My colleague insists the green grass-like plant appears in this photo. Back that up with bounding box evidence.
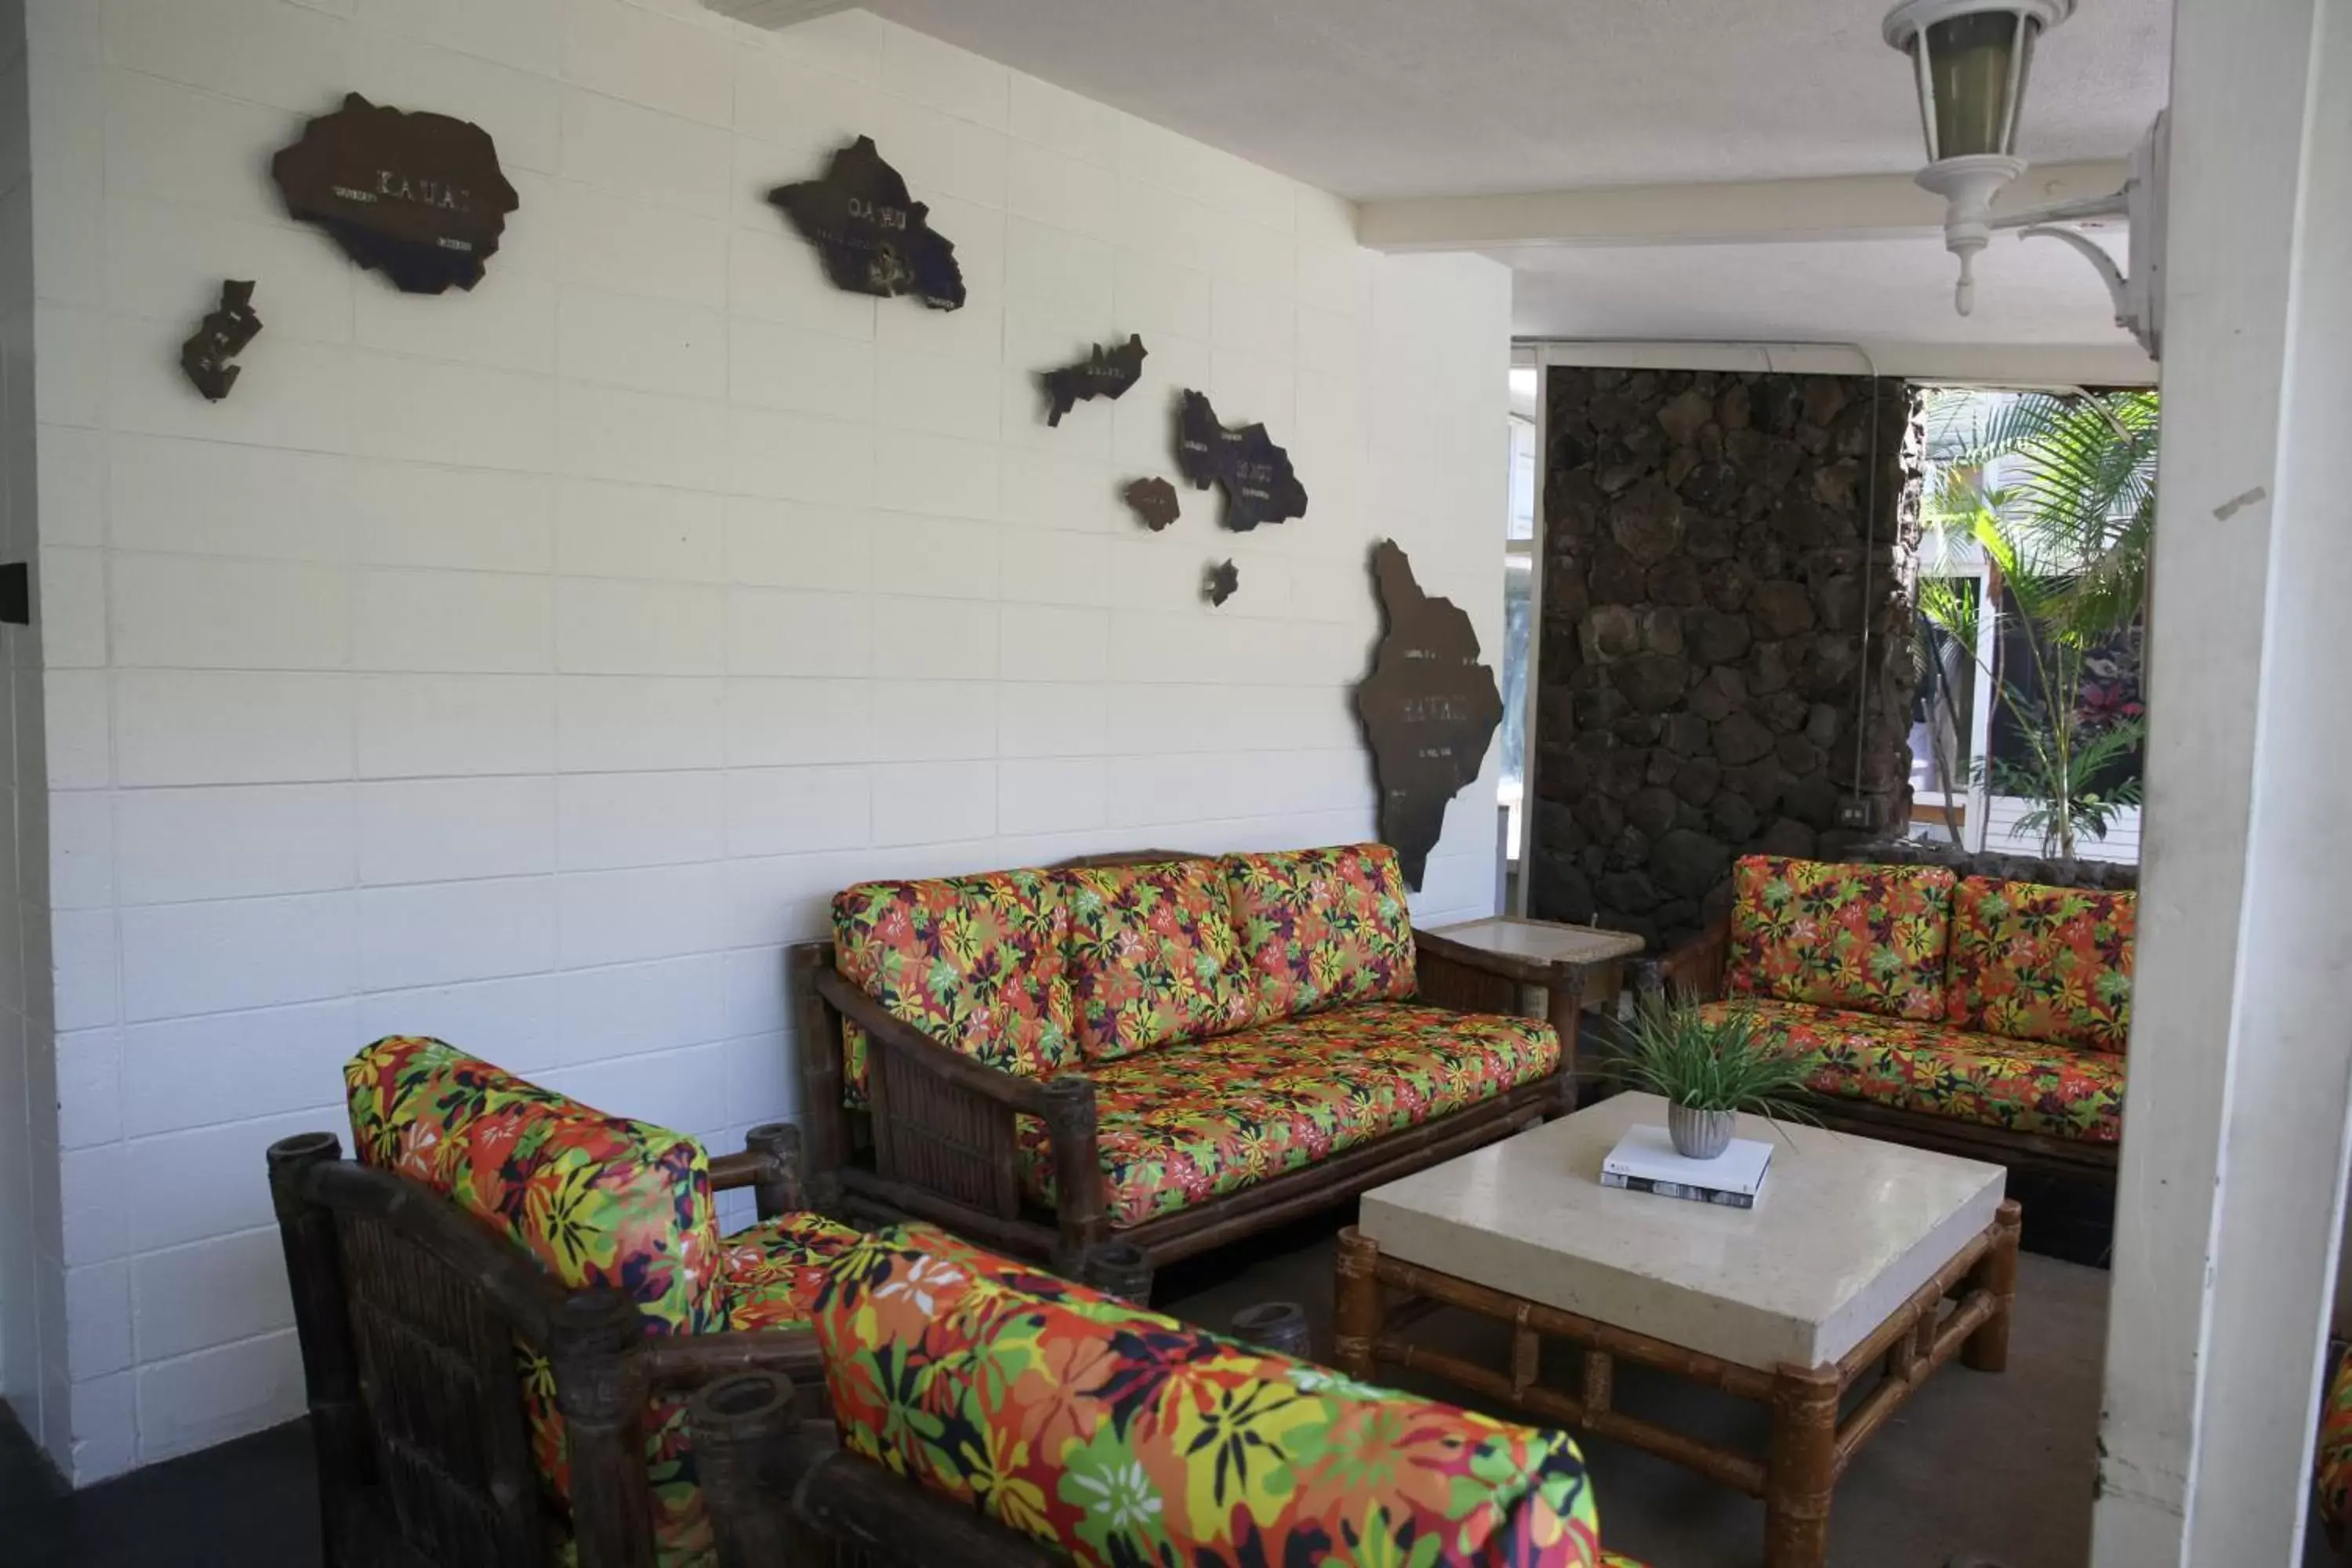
[1613,994,1820,1128]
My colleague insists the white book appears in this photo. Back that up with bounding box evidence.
[1600,1123,1773,1208]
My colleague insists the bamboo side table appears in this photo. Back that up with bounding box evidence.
[1337,1092,2020,1568]
[1425,916,1645,1047]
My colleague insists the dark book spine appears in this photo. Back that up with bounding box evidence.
[1599,1171,1757,1209]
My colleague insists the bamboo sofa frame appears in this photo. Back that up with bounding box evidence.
[790,849,1601,1279]
[1645,842,2138,1186]
[267,1123,826,1568]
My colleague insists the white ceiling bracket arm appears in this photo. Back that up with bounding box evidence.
[2017,223,2132,328]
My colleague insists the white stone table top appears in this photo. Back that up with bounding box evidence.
[1359,1091,2006,1372]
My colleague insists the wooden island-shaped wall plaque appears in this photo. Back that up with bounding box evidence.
[1354,540,1504,889]
[271,93,520,293]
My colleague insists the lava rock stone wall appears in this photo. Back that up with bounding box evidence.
[1531,368,1920,948]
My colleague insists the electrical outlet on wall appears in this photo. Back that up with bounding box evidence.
[1836,797,1875,830]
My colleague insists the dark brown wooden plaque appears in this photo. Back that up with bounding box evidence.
[1203,559,1240,607]
[768,136,965,312]
[1354,539,1503,890]
[271,94,520,294]
[1123,477,1180,532]
[1174,390,1307,532]
[180,280,262,401]
[1040,335,1146,426]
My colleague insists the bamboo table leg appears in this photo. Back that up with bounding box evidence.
[1764,1362,1841,1568]
[1334,1227,1382,1381]
[1962,1198,2024,1374]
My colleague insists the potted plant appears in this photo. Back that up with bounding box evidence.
[1614,996,1817,1160]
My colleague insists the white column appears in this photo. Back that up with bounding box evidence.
[2092,0,2352,1562]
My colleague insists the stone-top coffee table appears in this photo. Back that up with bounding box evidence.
[1336,1091,2019,1568]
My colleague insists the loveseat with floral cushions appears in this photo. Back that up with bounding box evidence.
[1650,853,2136,1180]
[698,1221,1651,1567]
[790,843,1594,1280]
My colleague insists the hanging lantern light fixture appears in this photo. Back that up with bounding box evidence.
[1885,0,2168,356]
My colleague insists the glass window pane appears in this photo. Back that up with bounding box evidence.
[1500,555,1532,855]
[1507,417,1536,542]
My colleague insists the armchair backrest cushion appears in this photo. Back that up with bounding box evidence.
[1223,842,1418,1025]
[1945,876,2136,1053]
[1065,858,1254,1062]
[810,1225,1606,1568]
[832,868,1079,1105]
[345,1035,724,1333]
[1725,855,1958,1022]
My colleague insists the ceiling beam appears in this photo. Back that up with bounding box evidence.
[701,0,856,27]
[1356,161,2132,252]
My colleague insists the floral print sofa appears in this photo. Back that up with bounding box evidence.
[784,1223,1650,1567]
[1654,854,2136,1178]
[793,844,1591,1278]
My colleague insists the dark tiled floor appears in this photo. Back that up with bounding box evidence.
[0,1171,2120,1568]
[0,1406,321,1567]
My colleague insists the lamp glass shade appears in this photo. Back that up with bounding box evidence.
[1915,9,2040,158]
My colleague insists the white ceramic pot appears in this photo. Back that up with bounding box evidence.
[1668,1103,1736,1160]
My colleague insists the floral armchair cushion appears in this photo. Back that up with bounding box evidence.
[809,1224,1607,1567]
[1725,855,1958,1022]
[347,1035,724,1334]
[833,868,1080,1107]
[1945,877,2136,1054]
[1064,858,1254,1062]
[1224,843,1418,1026]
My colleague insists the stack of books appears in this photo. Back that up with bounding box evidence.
[1600,1124,1773,1209]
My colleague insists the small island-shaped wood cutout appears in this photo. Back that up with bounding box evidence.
[271,94,520,293]
[1174,390,1308,532]
[1203,560,1240,607]
[768,136,965,311]
[1041,335,1146,426]
[180,280,263,401]
[1123,477,1180,532]
[1355,539,1504,890]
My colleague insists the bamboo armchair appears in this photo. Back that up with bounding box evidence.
[793,846,1603,1281]
[267,1124,826,1568]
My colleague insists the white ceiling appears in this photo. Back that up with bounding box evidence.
[866,0,2171,201]
[859,0,2172,359]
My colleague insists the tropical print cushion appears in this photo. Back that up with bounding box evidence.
[2317,1348,2352,1531]
[1224,843,1418,1025]
[347,1036,725,1333]
[720,1210,868,1333]
[1017,1003,1559,1227]
[1700,999,2126,1144]
[1946,877,2136,1054]
[1065,858,1254,1061]
[1724,855,1958,1022]
[833,869,1078,1108]
[808,1224,1606,1567]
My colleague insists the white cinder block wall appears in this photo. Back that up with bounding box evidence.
[0,0,60,1484]
[6,0,1510,1482]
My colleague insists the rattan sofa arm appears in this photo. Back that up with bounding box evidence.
[1641,915,1733,1004]
[811,967,1057,1116]
[708,1123,807,1220]
[641,1328,827,1392]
